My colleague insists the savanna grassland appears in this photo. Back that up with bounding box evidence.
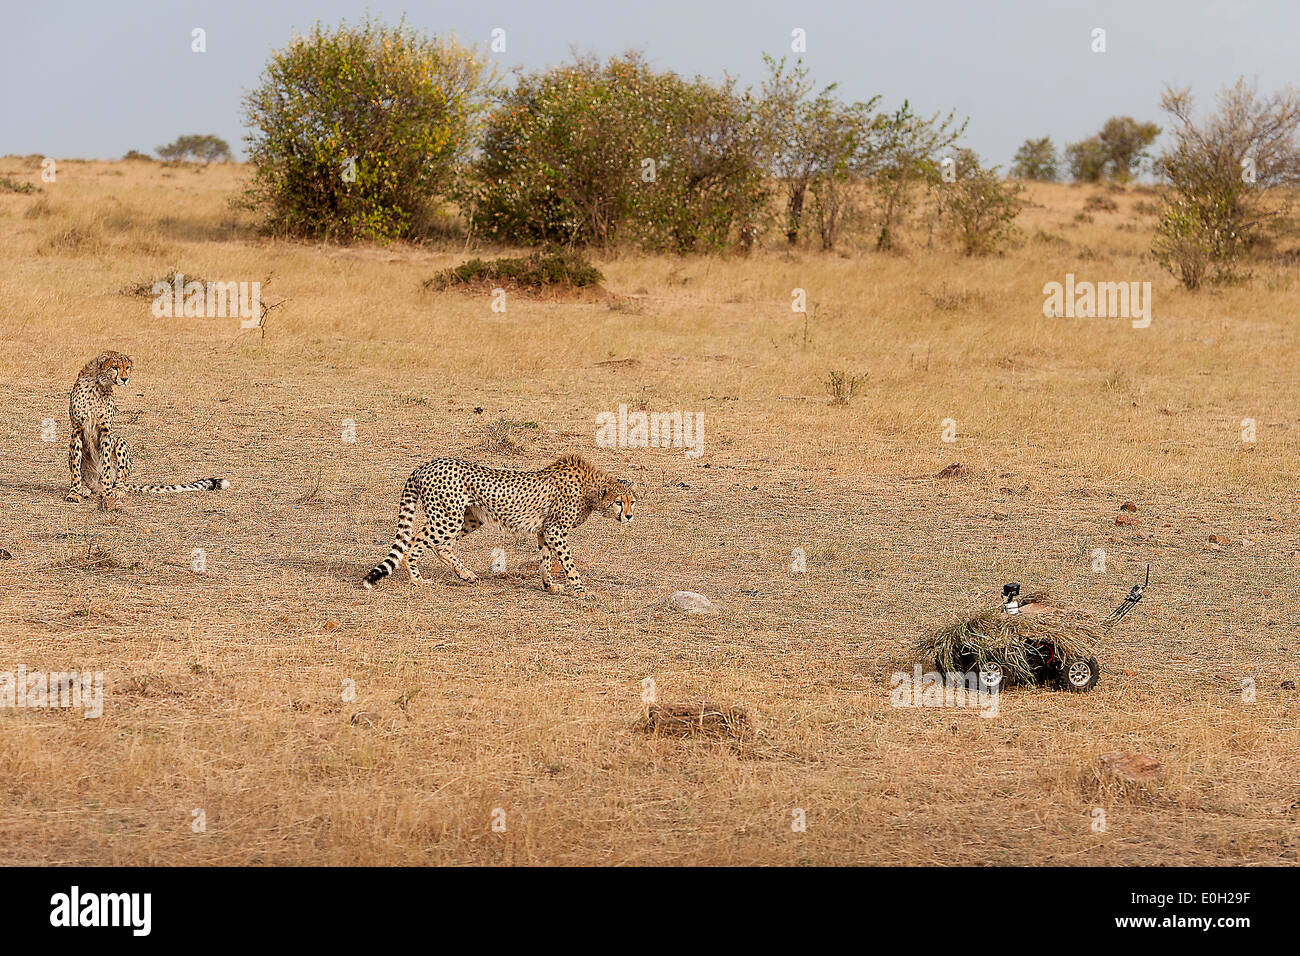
[0,156,1297,865]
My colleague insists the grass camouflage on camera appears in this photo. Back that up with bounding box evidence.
[917,591,1104,686]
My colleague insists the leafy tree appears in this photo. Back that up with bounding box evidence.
[646,76,770,252]
[156,134,231,163]
[806,98,877,250]
[1153,78,1300,288]
[1064,137,1109,182]
[935,149,1024,255]
[868,101,967,250]
[1065,117,1159,182]
[241,17,492,241]
[1010,136,1057,180]
[757,55,879,247]
[1097,116,1160,181]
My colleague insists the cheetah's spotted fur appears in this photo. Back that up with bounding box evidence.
[65,351,230,504]
[362,454,637,594]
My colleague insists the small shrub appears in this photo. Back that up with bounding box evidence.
[935,151,1023,255]
[119,269,209,298]
[0,175,39,194]
[825,370,866,405]
[122,150,155,162]
[1084,194,1119,212]
[424,251,604,293]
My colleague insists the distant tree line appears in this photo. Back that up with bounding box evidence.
[232,17,1300,284]
[156,134,232,163]
[237,18,1020,254]
[1011,118,1161,183]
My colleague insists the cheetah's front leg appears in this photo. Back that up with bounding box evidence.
[537,530,561,593]
[542,526,584,595]
[97,432,125,505]
[66,433,92,501]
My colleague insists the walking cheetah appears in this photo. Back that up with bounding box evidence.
[362,454,637,594]
[65,350,230,504]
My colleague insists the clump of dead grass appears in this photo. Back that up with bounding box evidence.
[638,703,754,740]
[480,418,540,455]
[923,283,992,312]
[119,268,209,297]
[38,221,106,256]
[48,543,130,572]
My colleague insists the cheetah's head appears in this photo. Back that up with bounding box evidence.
[599,479,638,524]
[97,352,133,388]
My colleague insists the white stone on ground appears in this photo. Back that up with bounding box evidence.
[665,591,716,614]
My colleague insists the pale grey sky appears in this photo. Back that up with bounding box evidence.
[1,0,1294,167]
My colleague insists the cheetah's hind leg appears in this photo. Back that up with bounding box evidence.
[406,527,436,586]
[431,528,478,584]
[460,506,485,538]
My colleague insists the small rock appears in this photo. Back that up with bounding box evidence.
[1115,514,1138,527]
[665,591,716,614]
[1100,751,1164,785]
[323,619,340,631]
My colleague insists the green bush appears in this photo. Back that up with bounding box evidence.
[424,251,604,292]
[241,17,491,241]
[1010,137,1058,181]
[465,53,768,252]
[935,151,1023,256]
[1152,80,1300,289]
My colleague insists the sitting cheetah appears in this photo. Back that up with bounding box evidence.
[362,454,637,594]
[65,350,230,505]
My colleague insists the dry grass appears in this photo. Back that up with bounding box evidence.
[1,159,1298,865]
